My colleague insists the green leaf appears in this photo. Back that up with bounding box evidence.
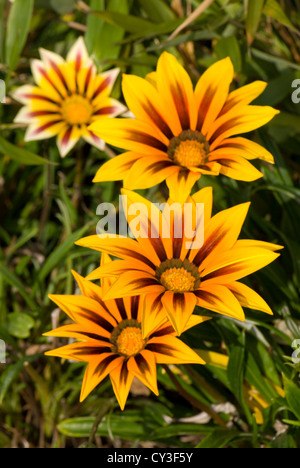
[0,135,51,166]
[90,11,155,34]
[246,0,265,45]
[5,0,34,70]
[284,378,300,420]
[85,0,129,65]
[263,0,297,32]
[137,0,175,23]
[0,262,36,311]
[6,312,35,339]
[0,354,38,404]
[0,0,5,62]
[58,414,148,440]
[50,0,76,14]
[38,224,92,283]
[214,35,242,73]
[196,429,240,448]
[227,332,245,403]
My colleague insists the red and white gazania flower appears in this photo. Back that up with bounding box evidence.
[12,37,126,157]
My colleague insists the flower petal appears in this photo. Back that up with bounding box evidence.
[57,125,81,157]
[228,281,273,315]
[195,57,234,136]
[93,152,142,183]
[210,137,275,163]
[161,291,197,336]
[89,118,169,154]
[166,169,201,204]
[80,355,123,402]
[124,155,179,190]
[156,52,197,133]
[110,360,135,410]
[195,284,245,321]
[127,350,159,395]
[146,334,205,364]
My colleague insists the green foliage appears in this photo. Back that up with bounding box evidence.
[0,0,300,449]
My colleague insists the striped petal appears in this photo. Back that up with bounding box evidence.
[124,155,179,190]
[208,105,280,148]
[191,202,250,268]
[25,119,65,141]
[161,291,197,336]
[66,36,90,69]
[110,360,135,410]
[48,294,117,331]
[93,152,142,183]
[214,155,263,182]
[166,169,201,204]
[122,73,175,139]
[195,284,245,321]
[201,246,281,284]
[195,57,234,136]
[146,334,205,365]
[221,81,267,115]
[81,127,105,151]
[76,234,155,267]
[210,137,275,163]
[80,355,123,402]
[89,118,169,154]
[156,52,197,133]
[57,125,81,157]
[103,271,164,300]
[228,281,273,315]
[141,292,166,339]
[45,341,112,362]
[127,350,159,395]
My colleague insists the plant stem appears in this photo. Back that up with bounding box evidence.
[163,365,227,428]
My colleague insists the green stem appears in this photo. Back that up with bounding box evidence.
[88,399,114,446]
[163,365,227,428]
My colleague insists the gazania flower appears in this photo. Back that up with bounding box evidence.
[44,258,206,410]
[76,188,282,336]
[12,37,126,157]
[90,52,279,202]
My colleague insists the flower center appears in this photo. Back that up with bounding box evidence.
[156,258,200,293]
[168,130,210,168]
[62,95,93,125]
[110,319,146,358]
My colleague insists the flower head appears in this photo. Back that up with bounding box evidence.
[12,37,126,157]
[90,52,279,202]
[76,188,283,336]
[44,257,206,410]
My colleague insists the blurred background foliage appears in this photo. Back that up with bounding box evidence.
[1,0,300,448]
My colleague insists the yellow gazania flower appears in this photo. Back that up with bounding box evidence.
[90,52,279,202]
[76,187,283,336]
[12,37,126,157]
[44,259,206,410]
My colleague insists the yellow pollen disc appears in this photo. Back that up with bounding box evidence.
[160,267,196,293]
[116,327,145,357]
[62,95,93,125]
[173,140,207,168]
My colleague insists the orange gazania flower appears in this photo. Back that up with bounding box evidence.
[76,188,283,336]
[12,37,126,157]
[90,52,279,202]
[44,262,206,410]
